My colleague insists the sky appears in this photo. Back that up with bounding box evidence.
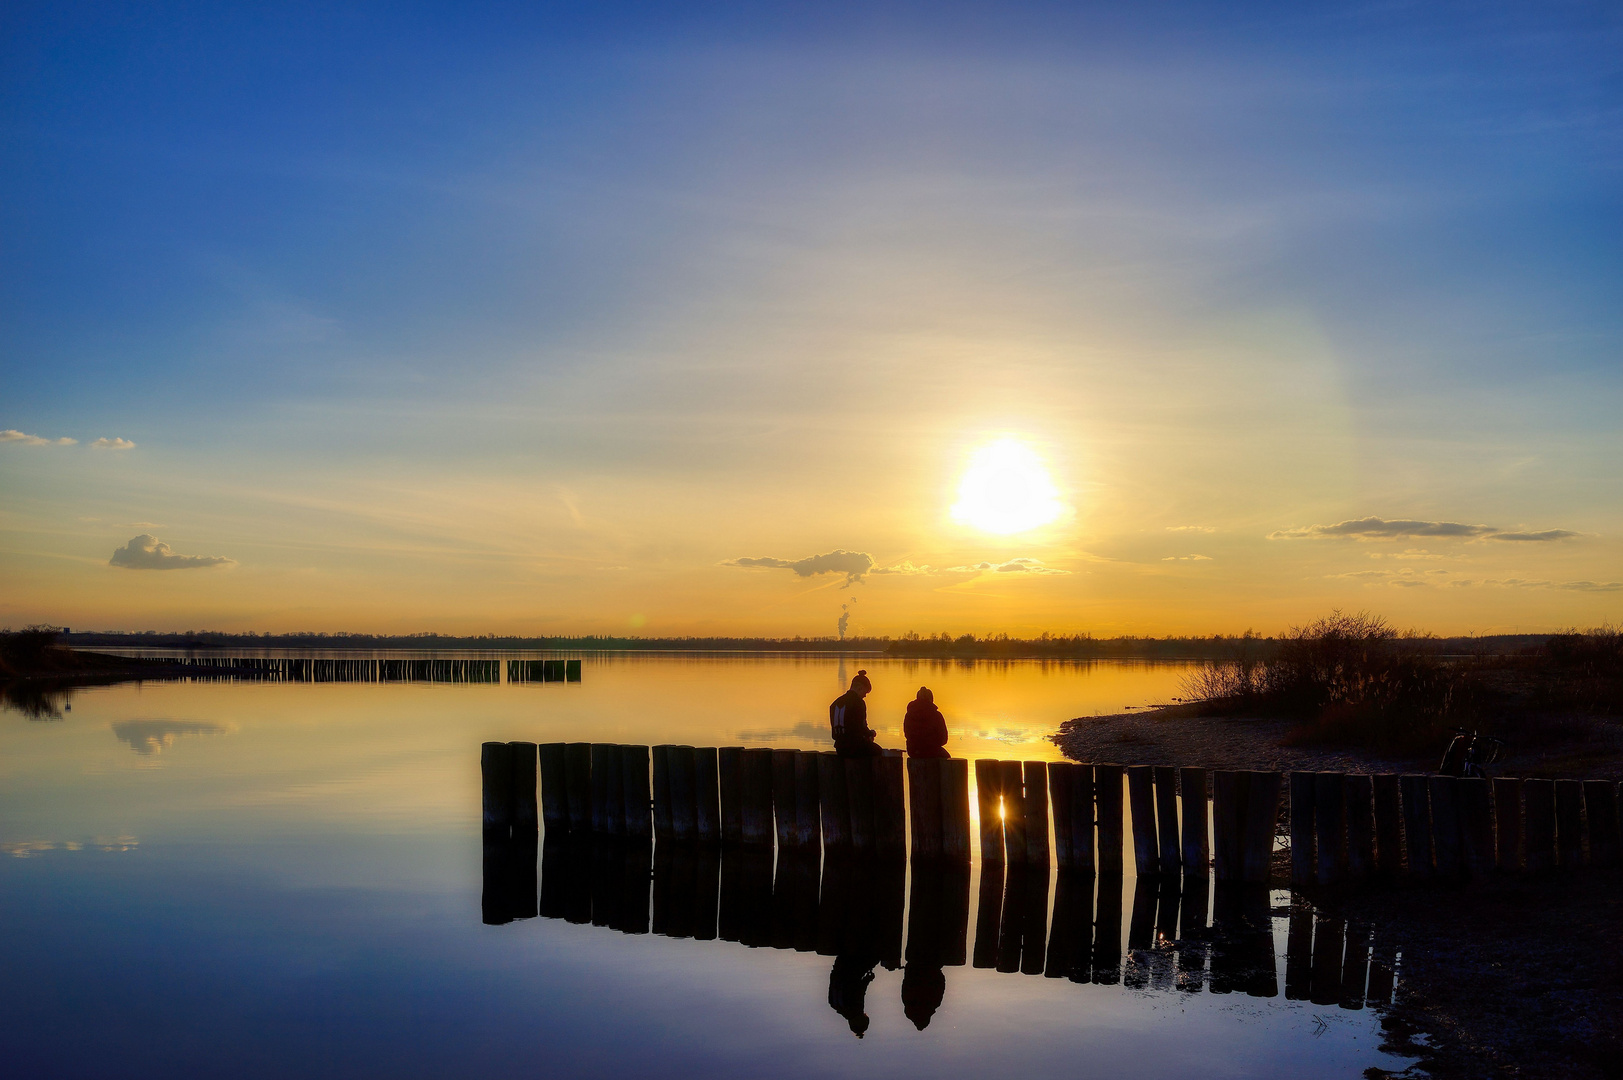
[2,0,1620,637]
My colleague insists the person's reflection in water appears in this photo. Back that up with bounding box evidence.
[828,951,878,1037]
[903,687,950,759]
[901,964,945,1030]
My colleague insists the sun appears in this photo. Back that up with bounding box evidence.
[951,438,1065,535]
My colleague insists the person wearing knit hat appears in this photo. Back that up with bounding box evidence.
[829,669,883,757]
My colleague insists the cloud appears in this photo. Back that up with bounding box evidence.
[110,719,227,755]
[1,429,76,446]
[1166,525,1215,533]
[109,534,235,571]
[118,521,163,529]
[1162,554,1212,561]
[91,437,136,450]
[727,549,875,584]
[1368,549,1445,561]
[1558,580,1623,592]
[1270,517,1580,543]
[870,561,933,575]
[943,558,1069,575]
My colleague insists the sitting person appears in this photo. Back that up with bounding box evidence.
[903,686,950,758]
[829,670,883,758]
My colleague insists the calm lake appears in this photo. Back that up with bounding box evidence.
[1,654,1415,1078]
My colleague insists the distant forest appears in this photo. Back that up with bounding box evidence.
[59,628,1554,660]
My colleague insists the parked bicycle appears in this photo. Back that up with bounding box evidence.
[1437,728,1504,778]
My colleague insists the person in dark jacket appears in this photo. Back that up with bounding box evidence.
[829,670,882,757]
[903,686,950,758]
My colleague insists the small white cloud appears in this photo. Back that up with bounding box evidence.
[1,429,76,446]
[1161,554,1213,561]
[727,549,875,584]
[1272,516,1579,543]
[943,558,1069,575]
[870,561,934,575]
[91,437,136,450]
[1166,525,1216,533]
[109,534,235,571]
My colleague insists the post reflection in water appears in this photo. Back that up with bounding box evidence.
[487,834,1403,1036]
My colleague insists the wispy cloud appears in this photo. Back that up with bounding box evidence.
[109,534,235,571]
[1271,517,1579,542]
[942,558,1069,575]
[1166,525,1216,533]
[1,429,76,446]
[91,437,136,450]
[117,521,163,529]
[1162,554,1212,561]
[727,549,875,584]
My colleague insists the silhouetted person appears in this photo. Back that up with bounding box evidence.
[828,952,877,1037]
[901,963,945,1030]
[830,670,882,757]
[903,686,949,758]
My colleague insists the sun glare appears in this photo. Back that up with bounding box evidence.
[951,438,1065,535]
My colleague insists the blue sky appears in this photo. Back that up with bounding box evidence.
[2,1,1620,634]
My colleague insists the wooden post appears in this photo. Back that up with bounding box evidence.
[717,747,744,846]
[1127,765,1159,877]
[694,747,721,844]
[1180,767,1209,876]
[1243,771,1281,885]
[1289,771,1316,886]
[590,744,614,834]
[818,752,851,849]
[1211,770,1243,881]
[621,744,651,840]
[1523,778,1557,874]
[1428,775,1464,879]
[876,752,907,859]
[999,760,1027,863]
[651,745,673,841]
[909,758,944,861]
[1095,764,1125,876]
[1154,766,1181,876]
[1583,780,1620,867]
[539,743,567,832]
[1493,777,1522,871]
[669,745,697,842]
[1399,774,1433,878]
[1023,761,1050,867]
[772,750,799,850]
[481,741,514,834]
[793,751,820,850]
[1554,779,1585,869]
[1049,762,1075,870]
[1457,777,1495,877]
[509,741,538,832]
[845,756,876,853]
[564,742,592,833]
[1073,764,1097,874]
[1313,772,1346,886]
[1344,774,1374,881]
[1373,774,1403,879]
[606,744,628,837]
[941,757,972,863]
[740,749,775,848]
[975,758,1004,862]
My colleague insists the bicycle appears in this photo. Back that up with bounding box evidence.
[1437,728,1504,778]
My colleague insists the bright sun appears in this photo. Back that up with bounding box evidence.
[951,438,1065,535]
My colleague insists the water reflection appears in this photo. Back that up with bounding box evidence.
[110,719,227,755]
[487,833,1401,1034]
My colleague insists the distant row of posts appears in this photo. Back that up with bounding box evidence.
[166,656,581,684]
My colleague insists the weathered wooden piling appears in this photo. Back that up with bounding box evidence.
[876,753,907,859]
[1180,766,1208,876]
[1023,761,1050,867]
[509,741,538,832]
[793,751,820,849]
[1428,775,1463,879]
[1458,777,1495,877]
[1289,772,1315,886]
[565,659,582,682]
[1242,771,1281,885]
[694,747,721,844]
[740,749,775,848]
[589,744,613,833]
[975,758,1004,861]
[1314,772,1346,886]
[651,745,673,841]
[942,758,972,862]
[1049,762,1075,870]
[1345,774,1374,881]
[1523,778,1557,874]
[1583,780,1619,867]
[621,744,651,840]
[1399,774,1433,878]
[1154,766,1181,876]
[1373,774,1403,879]
[1072,764,1097,874]
[845,756,877,853]
[909,757,944,860]
[606,744,627,837]
[1554,779,1585,868]
[771,750,799,850]
[818,752,851,849]
[1492,777,1522,871]
[999,760,1027,863]
[1211,770,1243,881]
[482,741,515,833]
[539,743,567,832]
[1127,765,1159,877]
[1095,764,1125,876]
[564,742,592,833]
[717,747,744,846]
[669,745,697,841]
